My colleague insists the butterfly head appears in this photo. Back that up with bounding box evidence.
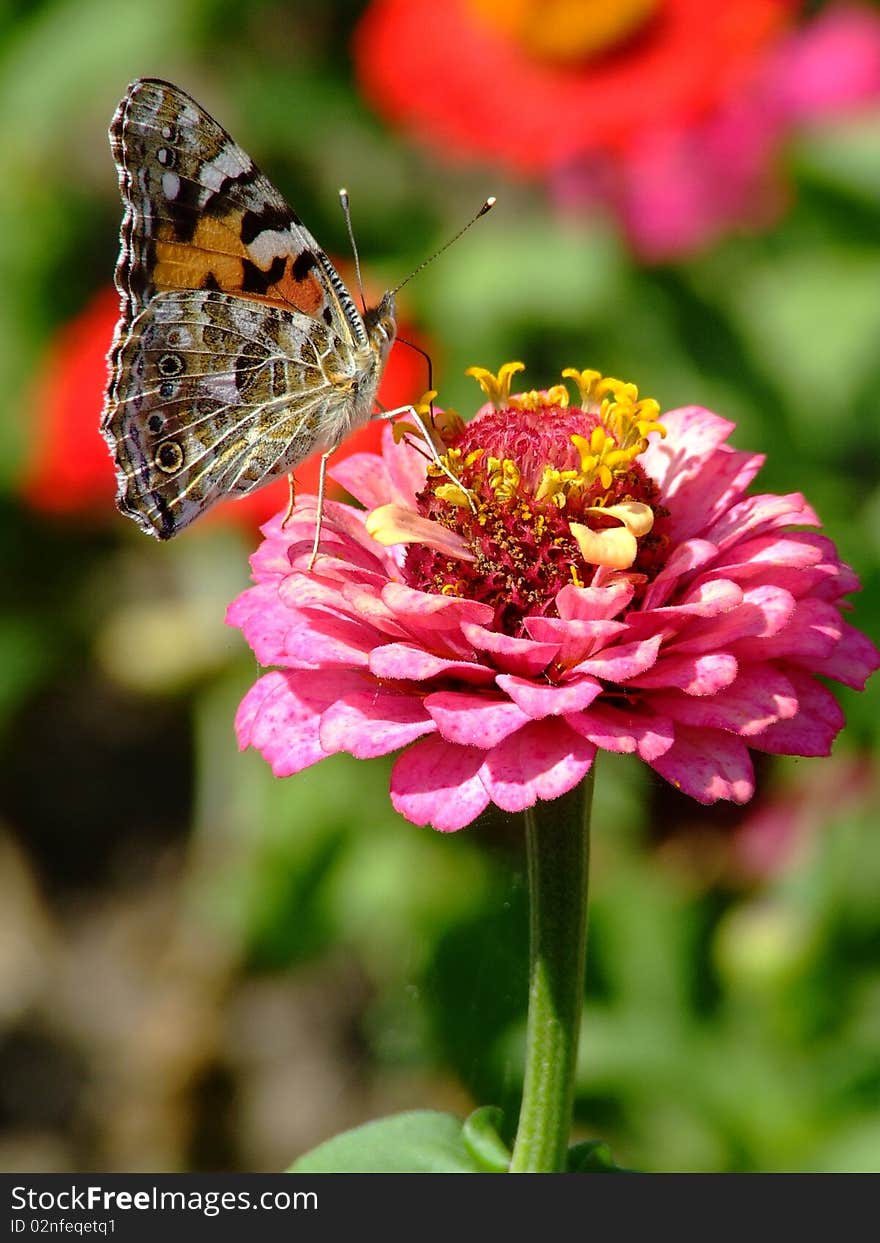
[364,291,397,364]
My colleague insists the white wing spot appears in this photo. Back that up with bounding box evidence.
[162,171,181,200]
[157,148,170,166]
[247,228,294,267]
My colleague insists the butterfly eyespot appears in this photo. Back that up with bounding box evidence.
[156,147,176,168]
[147,413,165,433]
[157,352,185,378]
[158,381,176,400]
[155,440,184,473]
[160,123,177,141]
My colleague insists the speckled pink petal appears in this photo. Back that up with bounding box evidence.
[523,616,629,667]
[479,719,596,813]
[226,583,292,667]
[644,665,797,736]
[749,669,844,756]
[369,642,496,684]
[625,582,744,643]
[669,585,796,654]
[329,450,396,509]
[339,582,411,638]
[815,560,860,601]
[381,424,430,505]
[425,690,531,746]
[627,651,739,694]
[641,539,719,610]
[249,523,299,579]
[297,545,393,587]
[678,578,745,613]
[460,621,559,677]
[279,571,359,613]
[807,623,880,689]
[276,610,376,668]
[381,581,494,634]
[319,687,436,757]
[236,670,345,776]
[554,581,635,621]
[570,635,662,680]
[649,725,755,804]
[709,563,832,602]
[641,407,737,495]
[663,446,765,543]
[711,533,825,579]
[705,492,819,551]
[495,673,603,718]
[730,596,844,663]
[567,703,674,760]
[390,736,490,831]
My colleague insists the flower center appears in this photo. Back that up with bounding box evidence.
[380,365,668,636]
[468,0,659,64]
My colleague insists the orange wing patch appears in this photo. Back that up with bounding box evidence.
[153,212,325,316]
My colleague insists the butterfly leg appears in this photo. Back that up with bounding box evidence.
[307,447,336,572]
[376,405,477,511]
[281,472,296,528]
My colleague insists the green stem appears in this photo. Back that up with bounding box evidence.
[509,772,593,1173]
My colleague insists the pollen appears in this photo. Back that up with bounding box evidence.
[400,364,669,634]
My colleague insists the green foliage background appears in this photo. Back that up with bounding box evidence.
[0,0,878,1172]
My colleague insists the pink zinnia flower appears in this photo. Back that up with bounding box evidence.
[228,364,878,832]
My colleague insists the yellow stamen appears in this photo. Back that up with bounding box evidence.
[510,384,570,411]
[435,483,473,508]
[535,465,580,508]
[465,362,525,408]
[562,368,604,408]
[486,457,521,501]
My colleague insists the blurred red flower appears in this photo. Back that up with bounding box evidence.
[20,286,431,536]
[355,1,880,259]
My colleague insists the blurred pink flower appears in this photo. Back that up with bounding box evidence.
[730,754,874,881]
[555,5,880,259]
[228,365,878,831]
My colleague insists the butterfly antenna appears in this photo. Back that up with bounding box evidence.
[396,335,434,397]
[390,196,496,297]
[339,188,367,313]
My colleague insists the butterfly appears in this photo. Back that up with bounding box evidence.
[102,77,398,552]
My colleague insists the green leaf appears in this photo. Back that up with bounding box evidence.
[461,1107,510,1172]
[567,1140,630,1173]
[288,1111,494,1173]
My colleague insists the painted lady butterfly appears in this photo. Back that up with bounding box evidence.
[102,77,398,551]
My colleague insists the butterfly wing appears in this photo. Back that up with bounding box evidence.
[106,289,365,539]
[103,78,388,537]
[108,76,365,339]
